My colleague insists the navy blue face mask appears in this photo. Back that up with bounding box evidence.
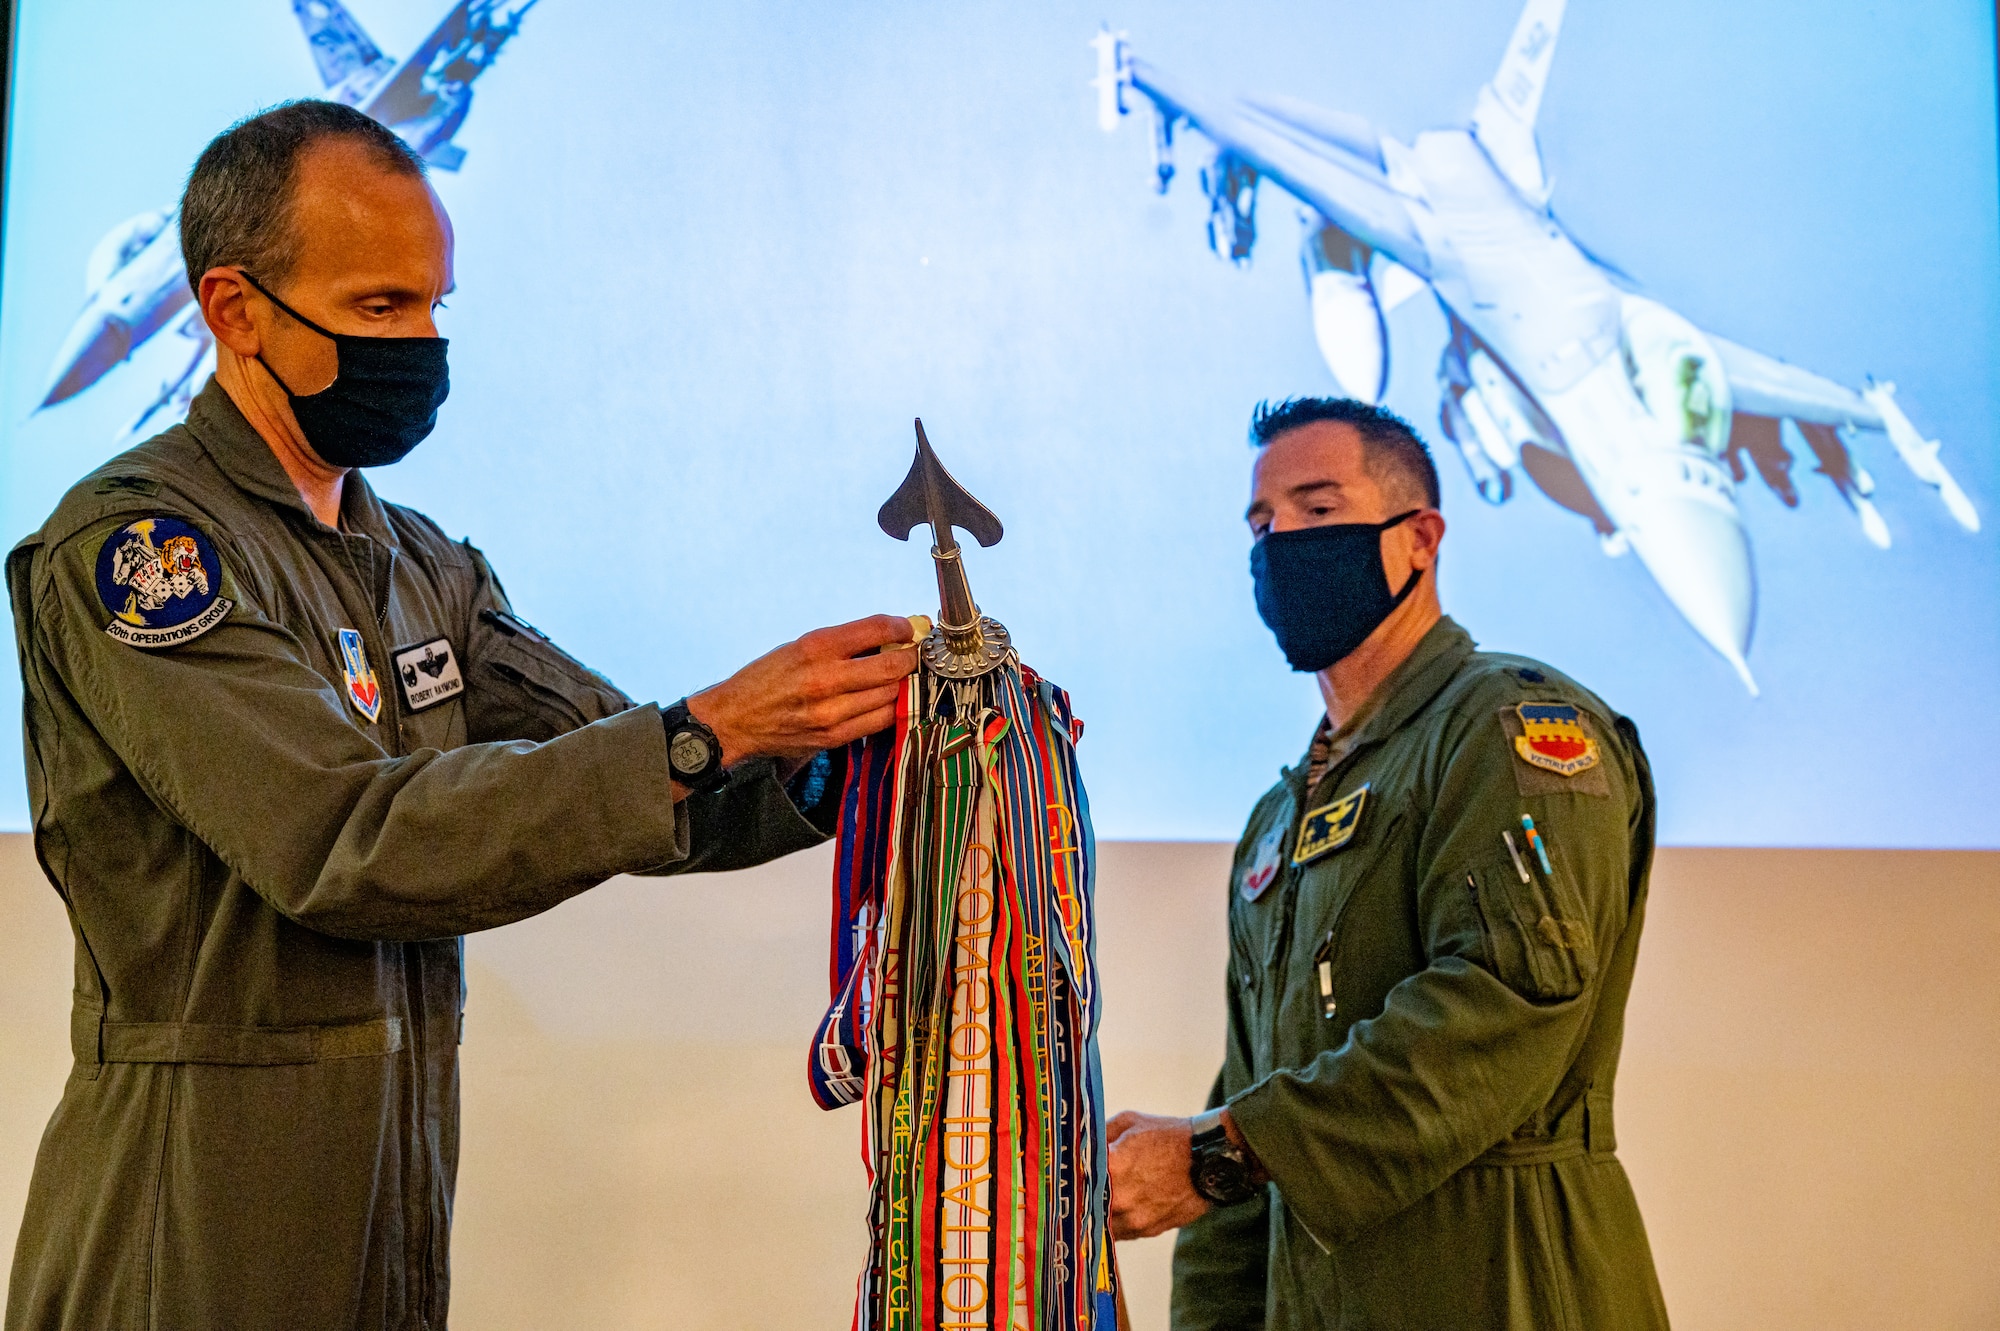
[1251,510,1424,672]
[240,270,450,469]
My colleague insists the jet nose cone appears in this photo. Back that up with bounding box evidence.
[1622,493,1759,694]
[40,311,132,408]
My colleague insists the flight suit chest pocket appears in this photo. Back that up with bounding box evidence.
[1466,844,1597,1002]
[391,635,469,751]
[1288,796,1411,1032]
[1292,789,1408,948]
[1229,816,1292,999]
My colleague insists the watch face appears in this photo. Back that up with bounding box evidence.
[1194,1148,1255,1206]
[670,730,712,775]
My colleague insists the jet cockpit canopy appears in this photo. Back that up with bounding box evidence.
[1618,295,1732,456]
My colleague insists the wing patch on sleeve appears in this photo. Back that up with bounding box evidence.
[93,516,234,649]
[1497,703,1609,796]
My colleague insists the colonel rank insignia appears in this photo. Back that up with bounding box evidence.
[94,516,234,649]
[338,629,382,723]
[1513,702,1600,777]
[1293,784,1369,865]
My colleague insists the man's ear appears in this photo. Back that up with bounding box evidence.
[1408,509,1447,570]
[197,268,262,359]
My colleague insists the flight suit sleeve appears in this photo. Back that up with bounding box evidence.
[1169,975,1271,1331]
[458,540,832,875]
[30,514,693,942]
[1224,694,1640,1247]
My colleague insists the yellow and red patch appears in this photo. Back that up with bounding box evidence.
[1513,702,1599,777]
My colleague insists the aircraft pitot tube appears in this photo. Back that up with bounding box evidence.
[877,418,1012,678]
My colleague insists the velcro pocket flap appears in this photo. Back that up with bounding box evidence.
[1467,854,1597,1001]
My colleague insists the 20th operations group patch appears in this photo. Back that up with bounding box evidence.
[94,516,233,649]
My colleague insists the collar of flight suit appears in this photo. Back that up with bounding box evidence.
[1290,615,1478,788]
[182,377,400,549]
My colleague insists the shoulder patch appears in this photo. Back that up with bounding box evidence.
[1513,701,1599,775]
[93,516,233,649]
[1498,704,1610,797]
[1240,819,1288,901]
[1293,784,1369,865]
[337,629,383,723]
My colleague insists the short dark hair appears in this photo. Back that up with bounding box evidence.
[1250,397,1442,510]
[179,99,425,297]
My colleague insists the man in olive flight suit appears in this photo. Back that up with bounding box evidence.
[5,102,918,1330]
[1108,398,1670,1330]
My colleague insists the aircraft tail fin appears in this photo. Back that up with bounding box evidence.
[1486,0,1566,130]
[292,0,393,103]
[1471,0,1566,205]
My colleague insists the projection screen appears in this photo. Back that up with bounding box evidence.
[1,0,1995,846]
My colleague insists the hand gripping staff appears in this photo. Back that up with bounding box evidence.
[807,421,1125,1331]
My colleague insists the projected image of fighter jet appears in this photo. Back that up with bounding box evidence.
[36,0,537,442]
[1093,0,1980,692]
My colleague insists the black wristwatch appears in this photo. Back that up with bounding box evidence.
[662,699,728,794]
[1189,1109,1263,1206]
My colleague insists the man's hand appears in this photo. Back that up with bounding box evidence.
[688,614,923,765]
[1108,1110,1210,1240]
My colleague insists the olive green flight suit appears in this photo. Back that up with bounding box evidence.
[1172,618,1669,1331]
[4,380,833,1331]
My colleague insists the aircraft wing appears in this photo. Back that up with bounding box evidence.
[1128,58,1433,277]
[364,0,535,129]
[1712,333,1979,534]
[1710,334,1881,430]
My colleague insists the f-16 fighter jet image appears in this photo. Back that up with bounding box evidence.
[36,0,537,442]
[1093,0,1979,692]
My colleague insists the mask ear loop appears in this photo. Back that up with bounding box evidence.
[235,269,338,400]
[1379,508,1428,607]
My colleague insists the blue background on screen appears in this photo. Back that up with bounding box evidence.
[2,1,1996,845]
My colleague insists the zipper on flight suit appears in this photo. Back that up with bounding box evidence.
[338,530,439,1324]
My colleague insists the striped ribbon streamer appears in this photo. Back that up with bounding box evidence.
[808,659,1115,1330]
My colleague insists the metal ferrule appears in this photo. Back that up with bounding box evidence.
[930,545,986,654]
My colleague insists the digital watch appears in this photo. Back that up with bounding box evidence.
[662,699,728,794]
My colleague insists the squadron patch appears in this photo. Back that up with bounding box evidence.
[392,637,463,713]
[1240,820,1288,900]
[337,629,382,723]
[1512,702,1600,777]
[94,516,233,649]
[1293,784,1369,865]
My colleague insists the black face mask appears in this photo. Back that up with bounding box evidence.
[1250,510,1424,672]
[240,270,449,469]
